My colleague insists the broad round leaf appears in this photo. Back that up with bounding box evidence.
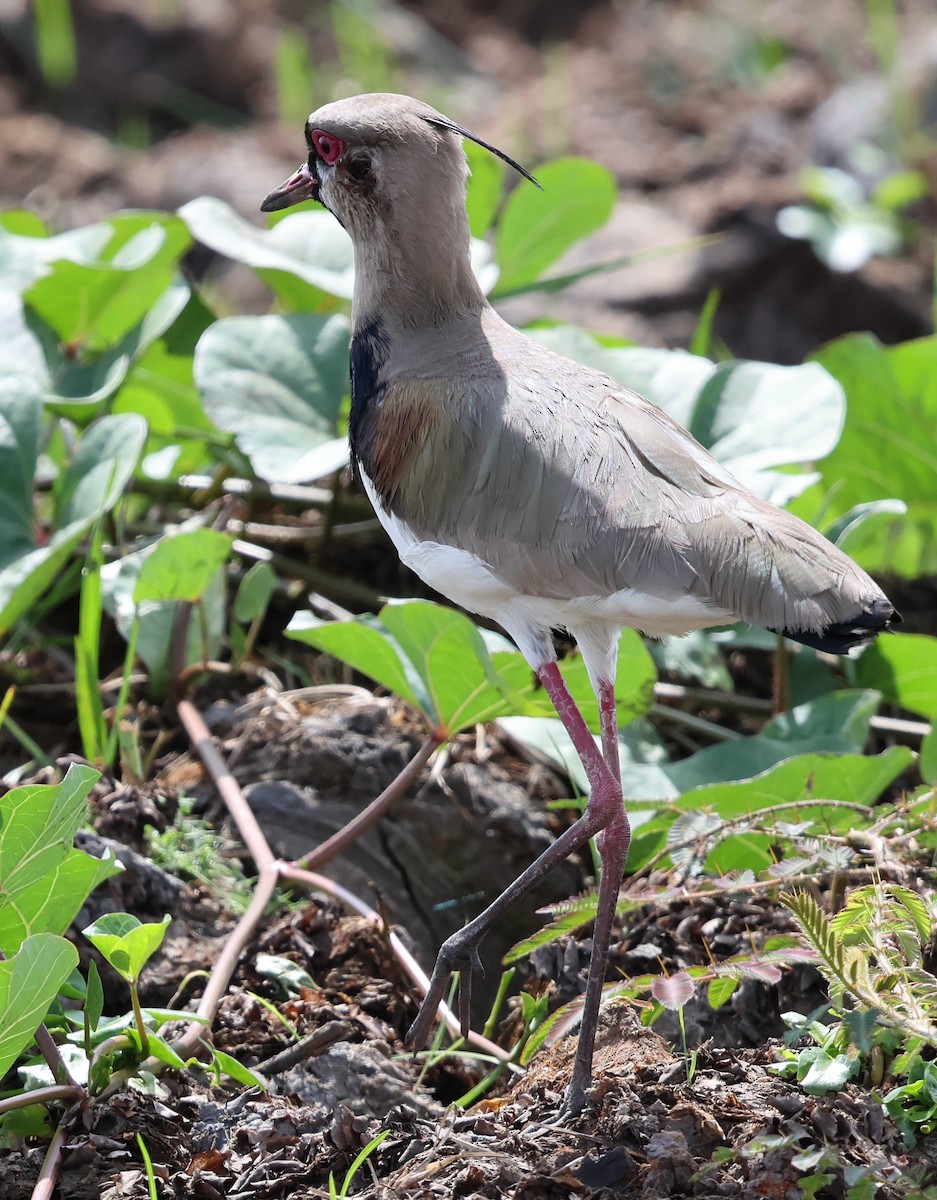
[133,529,233,605]
[0,934,80,1082]
[812,333,937,576]
[194,313,350,483]
[179,197,355,301]
[688,361,845,477]
[55,413,148,526]
[0,221,111,292]
[0,376,43,568]
[856,633,937,719]
[495,158,616,292]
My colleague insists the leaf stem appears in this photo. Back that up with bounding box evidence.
[128,981,150,1059]
[296,732,441,871]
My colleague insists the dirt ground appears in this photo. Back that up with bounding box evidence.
[2,0,937,1196]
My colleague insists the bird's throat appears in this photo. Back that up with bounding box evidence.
[349,207,485,330]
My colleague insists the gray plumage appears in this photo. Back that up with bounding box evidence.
[261,92,899,1115]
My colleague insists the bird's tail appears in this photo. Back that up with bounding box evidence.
[774,596,901,654]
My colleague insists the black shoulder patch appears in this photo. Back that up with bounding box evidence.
[349,319,389,481]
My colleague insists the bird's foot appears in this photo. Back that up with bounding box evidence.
[406,931,485,1048]
[525,1082,593,1135]
[551,1081,590,1123]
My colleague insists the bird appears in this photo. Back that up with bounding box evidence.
[261,93,900,1115]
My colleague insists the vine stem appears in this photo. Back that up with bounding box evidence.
[175,700,510,1065]
[0,1086,80,1118]
[31,1117,72,1200]
[296,732,441,871]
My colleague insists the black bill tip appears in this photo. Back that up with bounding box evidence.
[260,162,319,213]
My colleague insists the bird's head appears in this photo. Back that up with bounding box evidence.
[260,92,537,239]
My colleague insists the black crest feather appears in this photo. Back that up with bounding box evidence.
[422,115,542,190]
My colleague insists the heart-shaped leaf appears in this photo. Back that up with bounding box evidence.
[194,313,349,483]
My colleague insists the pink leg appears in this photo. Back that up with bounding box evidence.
[598,678,621,786]
[406,662,630,1115]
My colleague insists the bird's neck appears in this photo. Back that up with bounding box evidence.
[349,200,485,332]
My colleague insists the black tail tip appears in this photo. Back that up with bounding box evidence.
[777,598,902,656]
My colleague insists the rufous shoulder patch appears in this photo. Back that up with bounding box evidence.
[368,381,443,506]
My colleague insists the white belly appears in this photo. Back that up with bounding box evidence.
[358,466,735,653]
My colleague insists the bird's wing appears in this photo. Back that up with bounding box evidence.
[370,333,875,634]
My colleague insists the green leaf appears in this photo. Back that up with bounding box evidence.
[289,600,650,740]
[763,689,879,751]
[82,913,171,983]
[823,498,908,555]
[494,158,616,292]
[145,1032,187,1071]
[0,220,111,292]
[0,844,121,954]
[0,762,95,893]
[800,1050,855,1094]
[103,538,228,695]
[54,413,148,527]
[194,313,350,483]
[0,377,43,570]
[707,976,739,1010]
[464,140,504,238]
[85,961,104,1034]
[179,196,355,303]
[286,610,427,715]
[855,633,937,719]
[133,529,233,605]
[0,411,145,635]
[0,282,189,419]
[675,748,907,819]
[687,361,844,483]
[378,601,522,734]
[234,561,277,623]
[24,215,189,351]
[293,601,521,735]
[115,342,217,439]
[811,334,937,576]
[0,934,79,1081]
[211,1047,267,1089]
[503,898,599,965]
[872,170,928,212]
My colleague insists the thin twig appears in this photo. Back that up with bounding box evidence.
[650,702,741,742]
[178,700,513,1067]
[296,733,441,871]
[30,1111,75,1200]
[33,1025,82,1092]
[281,863,514,1066]
[654,681,931,740]
[170,861,281,1062]
[256,1020,353,1076]
[0,1085,80,1118]
[177,700,275,870]
[233,539,385,608]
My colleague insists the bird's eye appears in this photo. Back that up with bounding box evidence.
[311,129,345,165]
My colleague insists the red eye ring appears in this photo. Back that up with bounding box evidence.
[311,129,345,165]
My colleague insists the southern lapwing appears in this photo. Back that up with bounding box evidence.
[261,93,900,1114]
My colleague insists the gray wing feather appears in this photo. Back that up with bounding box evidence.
[387,319,880,635]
